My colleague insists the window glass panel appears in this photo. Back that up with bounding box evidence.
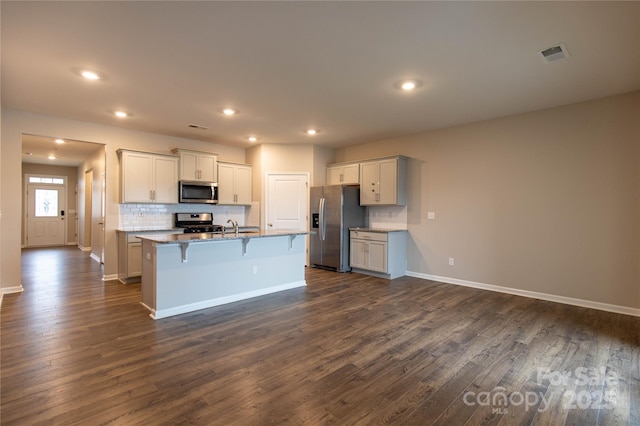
[34,189,58,217]
[52,178,64,184]
[29,177,42,183]
[42,178,53,184]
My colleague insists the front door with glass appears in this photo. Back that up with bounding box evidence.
[27,184,66,247]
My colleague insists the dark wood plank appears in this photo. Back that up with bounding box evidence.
[1,246,638,425]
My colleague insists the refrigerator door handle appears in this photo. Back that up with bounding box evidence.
[319,197,326,241]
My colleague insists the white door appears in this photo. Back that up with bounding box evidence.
[266,173,308,231]
[27,184,66,247]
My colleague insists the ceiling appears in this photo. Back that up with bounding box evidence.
[2,1,640,158]
[21,134,104,167]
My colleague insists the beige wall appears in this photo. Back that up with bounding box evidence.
[336,92,640,310]
[1,108,246,287]
[21,163,79,245]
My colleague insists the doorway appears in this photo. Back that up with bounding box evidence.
[25,178,67,247]
[84,169,93,252]
[265,173,309,231]
[21,134,106,265]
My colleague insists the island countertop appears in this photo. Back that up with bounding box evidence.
[137,229,311,244]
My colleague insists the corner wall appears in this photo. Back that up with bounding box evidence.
[336,92,640,310]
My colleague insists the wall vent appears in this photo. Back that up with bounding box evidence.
[188,123,209,130]
[539,43,570,63]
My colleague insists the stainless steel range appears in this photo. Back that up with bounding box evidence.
[174,213,223,234]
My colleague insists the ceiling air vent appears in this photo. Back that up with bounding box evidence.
[188,123,209,130]
[539,43,570,63]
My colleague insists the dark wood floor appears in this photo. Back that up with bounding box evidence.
[2,247,638,425]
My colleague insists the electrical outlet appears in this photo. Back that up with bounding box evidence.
[138,208,144,216]
[427,212,435,220]
[448,257,455,266]
[388,211,393,218]
[146,252,151,260]
[252,265,258,275]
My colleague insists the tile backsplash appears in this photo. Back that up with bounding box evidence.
[367,205,407,230]
[119,203,256,230]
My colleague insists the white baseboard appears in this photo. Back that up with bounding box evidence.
[405,271,640,317]
[103,274,118,281]
[66,242,78,246]
[1,285,25,307]
[90,253,101,263]
[2,285,24,295]
[148,280,307,320]
[78,245,91,252]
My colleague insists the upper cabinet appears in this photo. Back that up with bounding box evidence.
[217,162,252,205]
[326,162,360,185]
[118,150,178,204]
[172,149,217,182]
[359,156,407,206]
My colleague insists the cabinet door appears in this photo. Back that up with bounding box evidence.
[127,243,142,276]
[367,241,387,273]
[360,162,379,205]
[350,239,368,269]
[121,151,153,203]
[378,158,398,205]
[234,165,252,205]
[217,163,236,204]
[198,154,217,182]
[153,156,178,203]
[342,164,360,184]
[180,151,199,181]
[327,167,343,185]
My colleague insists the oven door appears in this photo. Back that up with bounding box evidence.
[179,181,218,204]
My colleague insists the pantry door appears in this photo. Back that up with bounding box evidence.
[265,173,309,231]
[27,184,67,247]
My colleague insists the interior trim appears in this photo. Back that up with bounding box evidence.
[406,271,640,317]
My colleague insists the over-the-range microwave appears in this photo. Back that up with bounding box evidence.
[179,181,218,204]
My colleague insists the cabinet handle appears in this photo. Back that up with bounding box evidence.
[340,173,344,182]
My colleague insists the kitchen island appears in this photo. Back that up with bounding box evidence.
[137,230,309,319]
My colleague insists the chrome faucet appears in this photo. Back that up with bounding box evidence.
[227,219,239,236]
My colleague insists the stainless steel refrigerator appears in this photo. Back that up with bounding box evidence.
[310,185,366,272]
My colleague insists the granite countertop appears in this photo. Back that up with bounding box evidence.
[116,227,182,233]
[137,230,312,244]
[349,227,408,233]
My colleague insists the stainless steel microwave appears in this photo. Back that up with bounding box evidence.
[179,181,218,204]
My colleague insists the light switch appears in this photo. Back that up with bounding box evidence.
[427,212,435,220]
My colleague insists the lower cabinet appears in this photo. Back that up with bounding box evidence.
[118,232,142,283]
[350,230,407,279]
[117,230,182,283]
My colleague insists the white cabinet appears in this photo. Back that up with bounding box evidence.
[117,233,142,283]
[350,232,387,273]
[172,149,218,182]
[359,156,407,206]
[326,162,359,185]
[119,150,178,204]
[217,162,252,205]
[350,230,407,279]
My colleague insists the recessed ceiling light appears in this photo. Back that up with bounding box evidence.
[306,129,318,136]
[222,108,237,116]
[114,111,128,118]
[396,79,423,91]
[48,155,56,160]
[55,139,65,144]
[248,136,259,142]
[81,70,101,80]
